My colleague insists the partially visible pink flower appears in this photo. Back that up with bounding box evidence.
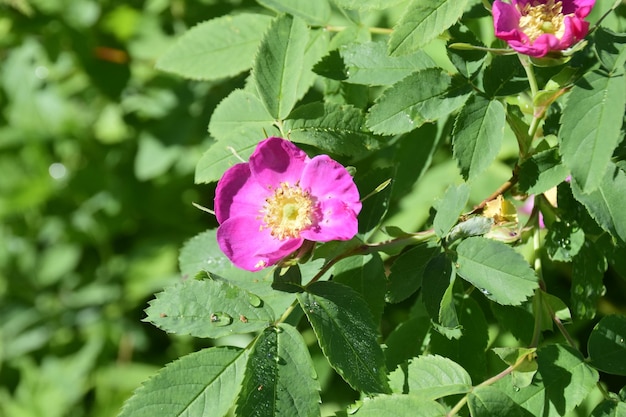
[493,0,595,57]
[214,137,361,271]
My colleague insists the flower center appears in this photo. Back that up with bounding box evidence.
[518,0,567,42]
[261,182,316,240]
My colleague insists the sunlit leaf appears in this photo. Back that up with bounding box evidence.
[588,315,626,376]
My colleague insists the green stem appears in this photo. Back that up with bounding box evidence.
[520,56,542,139]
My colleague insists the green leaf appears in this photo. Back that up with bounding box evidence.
[492,347,538,389]
[326,41,436,86]
[253,14,309,120]
[298,281,389,394]
[208,89,277,143]
[156,13,272,80]
[447,24,487,79]
[388,0,469,56]
[236,325,321,417]
[386,243,440,304]
[119,347,247,417]
[329,0,407,11]
[497,344,599,416]
[434,183,470,238]
[366,69,470,135]
[145,277,275,338]
[518,148,570,194]
[388,355,472,399]
[571,241,607,319]
[349,395,447,416]
[468,386,533,417]
[357,167,394,237]
[333,253,387,322]
[591,400,626,417]
[134,134,180,181]
[384,316,431,372]
[594,27,626,74]
[455,237,538,306]
[545,220,585,263]
[452,95,506,182]
[422,256,460,333]
[570,163,626,243]
[560,70,626,193]
[588,315,626,376]
[483,54,527,98]
[257,0,331,25]
[284,102,381,157]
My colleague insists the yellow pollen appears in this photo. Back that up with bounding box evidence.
[518,0,567,42]
[261,182,316,240]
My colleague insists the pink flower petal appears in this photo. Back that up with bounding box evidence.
[217,215,303,271]
[249,137,309,188]
[301,198,359,241]
[300,155,361,212]
[493,1,523,38]
[570,0,595,17]
[214,162,269,224]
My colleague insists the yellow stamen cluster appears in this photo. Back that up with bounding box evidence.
[518,0,567,42]
[261,182,315,240]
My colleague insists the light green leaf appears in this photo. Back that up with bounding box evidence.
[492,347,538,389]
[297,28,330,100]
[434,183,470,238]
[572,241,607,319]
[452,95,506,182]
[284,102,381,157]
[560,70,626,193]
[253,14,309,120]
[208,89,277,143]
[257,0,331,25]
[330,0,407,11]
[389,0,469,56]
[366,69,470,135]
[145,277,275,338]
[156,13,272,80]
[588,315,626,376]
[591,400,626,417]
[455,237,538,306]
[468,386,532,417]
[350,394,448,416]
[389,355,472,400]
[195,136,257,185]
[134,134,179,181]
[236,325,321,417]
[298,281,389,394]
[119,347,247,417]
[570,163,626,243]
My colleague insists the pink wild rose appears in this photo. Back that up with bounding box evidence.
[493,0,595,57]
[214,137,361,271]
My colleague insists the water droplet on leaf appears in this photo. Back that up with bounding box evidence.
[248,293,262,307]
[210,312,233,326]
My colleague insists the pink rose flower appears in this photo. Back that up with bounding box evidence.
[493,0,595,57]
[214,137,362,271]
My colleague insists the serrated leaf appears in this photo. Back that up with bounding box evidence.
[366,68,470,135]
[118,347,247,417]
[253,14,309,120]
[483,54,527,98]
[156,13,272,80]
[257,0,331,25]
[330,0,407,11]
[334,41,436,86]
[298,281,389,394]
[208,89,278,143]
[570,163,626,243]
[388,355,472,400]
[434,183,470,238]
[284,102,381,157]
[518,148,570,194]
[389,0,469,56]
[384,316,431,372]
[588,315,626,376]
[236,325,321,417]
[145,278,274,338]
[591,399,626,417]
[422,255,460,332]
[386,243,440,304]
[468,386,532,417]
[560,70,626,193]
[350,395,447,416]
[452,95,505,182]
[572,241,607,319]
[455,237,538,306]
[545,220,585,263]
[447,24,487,79]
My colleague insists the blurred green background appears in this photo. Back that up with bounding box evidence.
[0,1,262,415]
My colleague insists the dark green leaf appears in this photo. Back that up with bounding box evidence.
[357,167,394,236]
[156,13,272,80]
[483,54,527,98]
[119,347,247,417]
[422,254,459,330]
[298,281,389,394]
[468,386,533,417]
[388,354,472,399]
[590,399,626,417]
[384,315,431,372]
[334,253,386,322]
[455,237,538,306]
[560,71,626,193]
[518,148,570,194]
[386,243,441,304]
[389,0,469,56]
[253,15,309,120]
[545,220,585,263]
[367,69,470,135]
[594,27,626,74]
[236,325,321,417]
[447,24,487,79]
[588,315,626,376]
[571,241,607,319]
